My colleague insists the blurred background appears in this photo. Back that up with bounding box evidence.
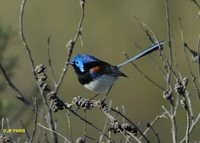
[0,0,199,142]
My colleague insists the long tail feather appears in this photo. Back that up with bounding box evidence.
[117,41,165,68]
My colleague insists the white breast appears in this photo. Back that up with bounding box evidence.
[84,75,118,94]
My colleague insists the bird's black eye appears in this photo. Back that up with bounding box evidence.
[75,61,79,65]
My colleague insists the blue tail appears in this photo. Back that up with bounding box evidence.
[117,41,165,68]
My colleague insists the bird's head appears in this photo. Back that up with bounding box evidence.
[70,54,100,73]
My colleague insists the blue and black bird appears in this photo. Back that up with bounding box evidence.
[70,41,165,98]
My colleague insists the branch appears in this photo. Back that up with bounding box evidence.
[34,64,58,143]
[47,92,112,141]
[146,123,160,143]
[0,63,34,110]
[37,123,71,143]
[19,0,35,75]
[191,0,200,9]
[180,113,200,143]
[123,52,164,91]
[47,36,57,84]
[110,107,149,143]
[66,112,73,143]
[197,35,200,83]
[164,0,173,65]
[179,17,200,101]
[70,96,150,143]
[55,0,85,93]
[134,43,165,75]
[30,97,38,143]
[141,112,167,140]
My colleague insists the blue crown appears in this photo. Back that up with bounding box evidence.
[72,54,100,72]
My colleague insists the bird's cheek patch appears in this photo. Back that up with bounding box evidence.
[80,65,85,72]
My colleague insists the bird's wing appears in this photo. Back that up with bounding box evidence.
[90,62,127,77]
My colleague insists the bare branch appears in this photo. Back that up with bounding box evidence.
[146,123,160,143]
[30,97,38,143]
[123,52,164,91]
[197,35,200,83]
[66,112,73,143]
[47,36,57,84]
[37,123,71,143]
[70,97,149,142]
[162,105,177,143]
[191,0,200,9]
[179,17,200,101]
[34,65,58,143]
[141,112,167,140]
[0,63,34,109]
[164,0,173,65]
[20,120,30,140]
[55,0,86,93]
[134,43,165,75]
[19,0,35,75]
[180,113,200,143]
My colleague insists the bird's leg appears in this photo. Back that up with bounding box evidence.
[88,93,100,102]
[102,85,113,103]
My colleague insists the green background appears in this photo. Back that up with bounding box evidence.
[0,0,200,142]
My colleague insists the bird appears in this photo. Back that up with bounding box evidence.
[69,41,165,100]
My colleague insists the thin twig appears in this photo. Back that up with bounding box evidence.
[47,36,57,83]
[178,18,197,143]
[179,18,200,101]
[191,0,200,9]
[197,35,200,83]
[134,43,165,75]
[185,109,190,143]
[162,105,177,143]
[179,18,195,120]
[164,3,179,126]
[147,123,160,143]
[63,104,111,140]
[122,105,125,124]
[174,94,179,116]
[36,74,58,143]
[140,112,167,140]
[55,0,85,93]
[103,109,134,142]
[20,3,57,141]
[38,123,71,143]
[110,107,150,143]
[30,97,38,143]
[171,101,178,143]
[47,108,58,143]
[84,135,96,142]
[66,111,73,143]
[19,0,35,75]
[70,109,111,140]
[180,113,200,143]
[124,52,164,91]
[132,15,178,80]
[83,110,87,136]
[43,130,50,143]
[34,67,58,142]
[98,117,109,143]
[20,120,30,140]
[133,13,179,143]
[68,96,143,141]
[1,118,4,136]
[0,63,34,109]
[132,16,157,43]
[164,0,173,66]
[99,100,112,142]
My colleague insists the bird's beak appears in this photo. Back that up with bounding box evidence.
[67,61,74,65]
